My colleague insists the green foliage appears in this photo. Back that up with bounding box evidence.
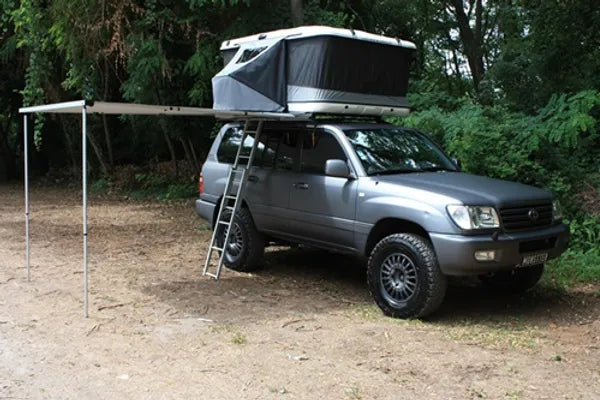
[130,172,196,201]
[539,91,600,149]
[11,0,52,149]
[90,177,110,193]
[135,172,169,189]
[545,249,600,287]
[567,216,600,251]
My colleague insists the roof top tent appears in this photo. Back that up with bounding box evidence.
[212,26,416,117]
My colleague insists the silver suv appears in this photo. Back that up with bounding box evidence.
[196,121,569,318]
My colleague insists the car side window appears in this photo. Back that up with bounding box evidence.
[216,126,265,166]
[300,130,347,174]
[259,133,279,168]
[273,130,299,171]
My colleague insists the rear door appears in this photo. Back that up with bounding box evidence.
[287,129,357,249]
[245,128,301,234]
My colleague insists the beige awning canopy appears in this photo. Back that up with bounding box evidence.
[19,100,308,317]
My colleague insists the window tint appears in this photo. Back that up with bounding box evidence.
[216,127,264,166]
[273,130,299,171]
[260,134,279,168]
[217,127,299,169]
[300,130,347,174]
[236,46,267,63]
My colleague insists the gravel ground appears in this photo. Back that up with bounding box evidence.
[0,184,599,399]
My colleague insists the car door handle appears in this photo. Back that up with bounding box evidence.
[293,182,309,189]
[248,175,259,183]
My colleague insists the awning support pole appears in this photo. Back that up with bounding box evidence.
[24,114,30,282]
[82,106,88,318]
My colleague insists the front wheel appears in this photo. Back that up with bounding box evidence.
[367,233,447,319]
[480,264,544,293]
[215,207,264,272]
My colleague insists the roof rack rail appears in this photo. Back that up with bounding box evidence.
[308,113,386,124]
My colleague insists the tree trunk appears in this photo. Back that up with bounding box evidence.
[448,0,485,90]
[290,0,303,26]
[85,123,110,177]
[0,124,12,181]
[57,114,79,174]
[179,137,196,176]
[102,58,114,169]
[188,138,201,174]
[102,114,114,169]
[159,119,178,178]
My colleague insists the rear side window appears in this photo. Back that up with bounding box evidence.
[217,127,264,166]
[300,130,347,174]
[217,126,300,169]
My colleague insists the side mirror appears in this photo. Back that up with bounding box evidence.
[452,157,461,171]
[325,159,351,178]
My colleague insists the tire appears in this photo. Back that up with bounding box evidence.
[215,206,264,272]
[367,233,447,319]
[480,264,544,293]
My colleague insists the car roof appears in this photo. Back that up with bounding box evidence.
[239,120,398,130]
[223,120,412,134]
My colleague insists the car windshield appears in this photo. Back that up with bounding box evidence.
[344,127,457,175]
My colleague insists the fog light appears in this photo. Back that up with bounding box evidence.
[475,250,496,261]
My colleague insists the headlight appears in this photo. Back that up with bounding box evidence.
[552,199,562,221]
[447,205,500,230]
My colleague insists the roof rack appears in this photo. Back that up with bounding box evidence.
[309,113,386,123]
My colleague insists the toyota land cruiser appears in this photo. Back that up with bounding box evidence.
[196,121,569,318]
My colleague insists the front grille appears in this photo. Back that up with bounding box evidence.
[499,202,553,231]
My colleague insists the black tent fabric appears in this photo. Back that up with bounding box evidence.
[229,40,287,109]
[287,36,411,98]
[212,27,415,113]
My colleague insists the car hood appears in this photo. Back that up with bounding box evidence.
[374,172,552,206]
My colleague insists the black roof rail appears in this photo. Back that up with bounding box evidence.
[308,113,385,124]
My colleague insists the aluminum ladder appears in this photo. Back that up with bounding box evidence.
[203,119,264,279]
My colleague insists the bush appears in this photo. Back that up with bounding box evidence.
[91,162,199,201]
[545,248,600,286]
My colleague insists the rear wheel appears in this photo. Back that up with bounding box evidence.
[367,233,447,319]
[480,264,544,293]
[215,207,264,272]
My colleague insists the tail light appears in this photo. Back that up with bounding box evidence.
[198,172,204,194]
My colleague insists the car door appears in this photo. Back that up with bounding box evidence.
[287,128,357,249]
[245,128,301,234]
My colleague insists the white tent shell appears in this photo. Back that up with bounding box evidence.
[19,100,305,317]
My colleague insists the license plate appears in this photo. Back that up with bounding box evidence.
[519,252,548,268]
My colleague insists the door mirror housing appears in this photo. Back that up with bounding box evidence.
[325,159,351,178]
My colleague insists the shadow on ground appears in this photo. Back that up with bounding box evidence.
[143,247,600,327]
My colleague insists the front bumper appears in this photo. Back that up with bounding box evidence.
[430,223,570,276]
[195,199,216,226]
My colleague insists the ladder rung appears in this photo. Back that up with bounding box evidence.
[225,195,237,200]
[211,246,224,251]
[205,272,218,279]
[224,206,234,211]
[237,155,251,159]
[218,221,231,226]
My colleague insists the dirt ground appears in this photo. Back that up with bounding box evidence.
[0,185,599,399]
